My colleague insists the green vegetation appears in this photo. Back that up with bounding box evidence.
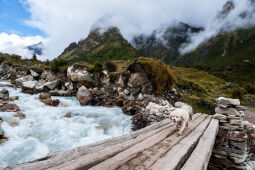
[176,27,255,86]
[132,57,176,93]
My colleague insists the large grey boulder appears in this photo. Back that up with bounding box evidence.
[40,70,58,82]
[67,65,93,83]
[215,107,241,116]
[76,86,92,105]
[216,97,240,107]
[21,81,40,94]
[44,80,59,90]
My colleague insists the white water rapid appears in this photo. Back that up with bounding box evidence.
[0,85,131,168]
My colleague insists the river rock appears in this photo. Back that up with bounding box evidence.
[44,80,58,90]
[21,81,39,94]
[0,103,20,112]
[30,69,39,78]
[67,65,93,83]
[40,70,58,82]
[39,92,51,99]
[0,124,4,138]
[216,97,240,107]
[15,75,34,87]
[41,98,60,106]
[76,86,92,105]
[13,112,26,119]
[7,118,19,127]
[9,96,19,101]
[215,107,240,116]
[0,89,9,100]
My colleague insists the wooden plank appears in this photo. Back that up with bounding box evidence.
[149,116,212,170]
[181,119,219,170]
[9,114,201,170]
[117,114,208,170]
[8,116,176,170]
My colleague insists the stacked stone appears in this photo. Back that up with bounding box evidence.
[213,97,248,169]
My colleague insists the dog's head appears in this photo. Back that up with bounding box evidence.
[170,112,182,123]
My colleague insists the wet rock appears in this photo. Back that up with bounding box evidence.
[39,92,51,100]
[216,97,240,107]
[0,116,3,122]
[64,112,72,118]
[0,103,20,112]
[9,96,19,101]
[13,112,26,119]
[67,65,93,83]
[41,98,60,106]
[30,69,39,78]
[76,86,92,105]
[0,124,4,138]
[0,89,9,100]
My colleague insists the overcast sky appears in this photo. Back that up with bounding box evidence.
[0,0,254,60]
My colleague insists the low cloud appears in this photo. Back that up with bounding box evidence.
[23,0,227,59]
[180,0,255,54]
[0,32,46,60]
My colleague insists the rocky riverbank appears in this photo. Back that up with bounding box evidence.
[0,57,178,133]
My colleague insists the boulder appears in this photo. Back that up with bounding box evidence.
[30,69,39,78]
[44,80,58,90]
[9,96,19,101]
[67,65,94,83]
[76,86,92,105]
[213,113,227,120]
[0,103,20,112]
[39,92,51,100]
[216,97,240,107]
[40,70,58,82]
[64,112,72,118]
[0,89,9,100]
[138,93,144,101]
[41,98,60,106]
[15,75,33,87]
[21,81,39,94]
[0,124,4,138]
[7,118,19,127]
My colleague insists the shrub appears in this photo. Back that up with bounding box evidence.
[232,87,244,100]
[104,61,117,72]
[91,62,103,73]
[129,57,176,93]
[245,83,255,94]
[50,58,67,71]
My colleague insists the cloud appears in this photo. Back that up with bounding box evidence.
[180,0,255,54]
[0,32,47,60]
[23,0,227,59]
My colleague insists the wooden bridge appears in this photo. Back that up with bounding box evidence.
[7,113,219,170]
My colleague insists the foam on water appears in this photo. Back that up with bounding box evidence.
[0,85,131,168]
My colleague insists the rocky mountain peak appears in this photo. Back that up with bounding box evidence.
[78,26,124,52]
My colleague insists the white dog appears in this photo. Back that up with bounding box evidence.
[169,102,193,135]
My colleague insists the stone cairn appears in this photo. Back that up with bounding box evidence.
[212,97,248,169]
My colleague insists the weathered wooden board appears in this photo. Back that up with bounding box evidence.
[181,119,219,170]
[149,116,212,170]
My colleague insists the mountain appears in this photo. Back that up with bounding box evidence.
[57,26,138,65]
[132,22,203,64]
[175,27,255,84]
[27,42,44,56]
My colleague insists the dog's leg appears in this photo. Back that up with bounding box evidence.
[178,121,187,135]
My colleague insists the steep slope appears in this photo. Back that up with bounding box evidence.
[56,27,138,65]
[132,22,203,64]
[176,27,255,84]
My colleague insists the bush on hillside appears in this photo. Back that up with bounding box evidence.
[245,83,255,94]
[104,61,117,72]
[232,87,244,100]
[129,57,176,93]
